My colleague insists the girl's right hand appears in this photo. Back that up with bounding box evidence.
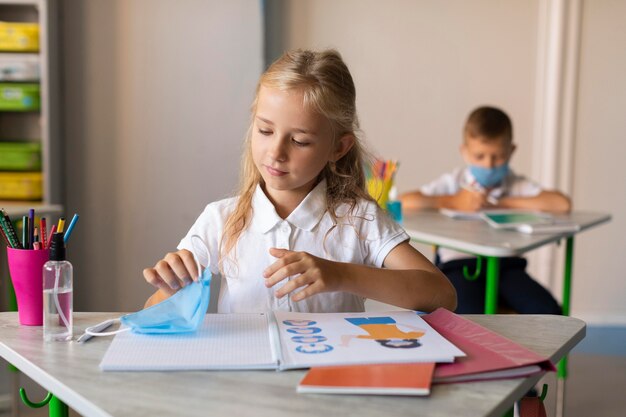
[142,249,199,296]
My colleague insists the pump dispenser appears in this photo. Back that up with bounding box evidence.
[43,232,73,341]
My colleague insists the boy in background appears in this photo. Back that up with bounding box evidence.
[400,106,569,314]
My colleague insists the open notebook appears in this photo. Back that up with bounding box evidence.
[99,311,465,371]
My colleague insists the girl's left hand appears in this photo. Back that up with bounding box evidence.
[263,248,344,301]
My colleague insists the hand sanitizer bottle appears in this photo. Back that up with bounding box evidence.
[43,232,73,341]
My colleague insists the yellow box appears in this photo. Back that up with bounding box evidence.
[0,22,40,52]
[0,172,42,200]
[367,178,392,209]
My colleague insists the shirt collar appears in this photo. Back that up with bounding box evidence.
[250,180,328,233]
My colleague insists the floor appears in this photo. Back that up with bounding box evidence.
[2,326,625,417]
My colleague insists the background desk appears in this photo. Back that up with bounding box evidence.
[402,210,610,315]
[0,312,585,417]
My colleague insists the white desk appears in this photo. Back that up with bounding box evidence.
[402,210,610,259]
[402,210,610,315]
[0,312,585,417]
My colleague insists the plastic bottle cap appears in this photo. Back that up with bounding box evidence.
[49,232,66,261]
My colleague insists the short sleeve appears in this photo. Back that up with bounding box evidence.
[505,172,544,197]
[177,198,236,276]
[419,169,463,196]
[356,200,410,267]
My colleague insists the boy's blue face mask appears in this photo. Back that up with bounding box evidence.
[85,236,211,337]
[469,163,509,188]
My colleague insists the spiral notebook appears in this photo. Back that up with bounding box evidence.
[99,311,465,371]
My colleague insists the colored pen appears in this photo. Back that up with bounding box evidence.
[63,214,79,243]
[28,209,35,250]
[57,217,66,234]
[0,209,23,249]
[22,216,29,250]
[40,217,47,249]
[47,224,57,249]
[0,216,11,247]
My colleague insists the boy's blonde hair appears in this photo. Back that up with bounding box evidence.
[464,106,513,145]
[220,49,373,267]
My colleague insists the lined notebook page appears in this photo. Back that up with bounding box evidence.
[100,313,277,371]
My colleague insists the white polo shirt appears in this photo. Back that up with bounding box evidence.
[420,167,543,263]
[178,180,409,313]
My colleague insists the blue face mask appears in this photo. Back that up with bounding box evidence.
[119,268,211,334]
[85,236,212,337]
[469,163,509,188]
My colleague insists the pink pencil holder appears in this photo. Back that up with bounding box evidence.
[6,247,50,326]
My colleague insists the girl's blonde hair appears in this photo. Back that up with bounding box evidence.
[220,49,373,267]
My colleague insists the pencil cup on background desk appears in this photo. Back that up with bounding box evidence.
[385,186,403,223]
[6,247,49,326]
[366,159,399,210]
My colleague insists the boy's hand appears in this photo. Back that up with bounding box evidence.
[450,188,489,212]
[263,248,345,302]
[143,249,199,296]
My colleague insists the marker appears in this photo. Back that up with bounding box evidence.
[28,208,35,250]
[47,224,57,249]
[40,217,47,249]
[22,216,29,250]
[0,209,23,249]
[63,214,79,243]
[57,217,66,234]
[0,217,11,247]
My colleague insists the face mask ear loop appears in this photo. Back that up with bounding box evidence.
[84,318,130,337]
[190,234,211,281]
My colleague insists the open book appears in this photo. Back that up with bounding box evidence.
[99,311,465,371]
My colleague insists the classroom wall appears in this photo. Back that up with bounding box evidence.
[568,0,626,324]
[266,0,626,324]
[61,0,262,311]
[56,0,626,323]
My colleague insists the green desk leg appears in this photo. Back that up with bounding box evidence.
[49,396,69,417]
[20,388,69,417]
[484,256,500,314]
[557,237,574,379]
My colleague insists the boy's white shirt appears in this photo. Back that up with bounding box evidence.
[178,180,409,313]
[420,167,543,263]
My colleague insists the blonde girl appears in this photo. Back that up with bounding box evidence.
[143,49,456,313]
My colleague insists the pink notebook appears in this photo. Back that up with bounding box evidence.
[423,308,555,383]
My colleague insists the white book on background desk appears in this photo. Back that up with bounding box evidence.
[99,311,465,372]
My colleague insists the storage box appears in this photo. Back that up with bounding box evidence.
[0,172,42,200]
[0,83,40,111]
[0,142,41,171]
[0,22,39,52]
[0,53,40,81]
